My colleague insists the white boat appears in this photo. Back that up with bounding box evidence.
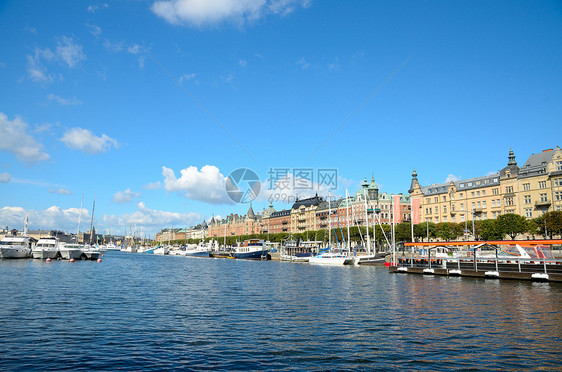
[31,236,60,259]
[231,239,269,259]
[309,251,353,265]
[153,245,169,255]
[83,245,101,260]
[184,243,211,257]
[138,245,155,254]
[105,242,119,250]
[0,235,33,259]
[121,245,138,253]
[59,243,84,260]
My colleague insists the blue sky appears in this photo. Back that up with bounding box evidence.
[1,0,561,236]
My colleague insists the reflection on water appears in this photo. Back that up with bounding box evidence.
[0,253,560,370]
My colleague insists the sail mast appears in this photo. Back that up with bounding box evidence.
[89,196,96,245]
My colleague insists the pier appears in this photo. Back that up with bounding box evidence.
[388,240,562,282]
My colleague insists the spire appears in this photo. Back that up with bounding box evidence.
[507,147,517,166]
[247,203,256,219]
[362,177,368,188]
[409,169,419,194]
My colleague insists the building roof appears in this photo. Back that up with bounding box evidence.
[291,194,324,210]
[518,148,556,179]
[420,173,500,196]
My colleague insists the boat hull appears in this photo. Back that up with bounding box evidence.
[184,250,210,257]
[309,253,352,265]
[0,247,31,259]
[31,249,58,259]
[231,249,268,260]
[60,248,83,260]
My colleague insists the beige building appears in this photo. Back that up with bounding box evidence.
[409,146,562,224]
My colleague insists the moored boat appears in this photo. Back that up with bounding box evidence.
[309,251,353,265]
[59,243,84,260]
[231,239,268,260]
[0,235,33,259]
[31,236,60,259]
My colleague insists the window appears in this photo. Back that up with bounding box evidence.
[452,216,456,222]
[492,199,496,207]
[539,181,547,189]
[483,201,487,208]
[540,193,548,202]
[506,197,514,206]
[477,201,481,208]
[523,183,530,191]
[434,197,438,203]
[471,191,475,197]
[556,191,561,201]
[557,161,562,171]
[460,193,464,199]
[461,214,465,222]
[482,190,486,196]
[443,196,446,202]
[555,179,562,187]
[443,216,447,222]
[524,195,531,204]
[443,205,447,213]
[482,212,487,219]
[492,211,497,219]
[506,186,514,193]
[426,198,430,204]
[452,204,455,211]
[477,191,481,196]
[460,203,464,211]
[429,207,432,214]
[525,208,532,218]
[471,202,476,210]
[492,188,499,195]
[435,217,439,223]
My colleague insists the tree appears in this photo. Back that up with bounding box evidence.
[395,222,413,243]
[414,222,437,242]
[479,219,503,240]
[496,213,528,239]
[535,211,562,238]
[435,222,462,241]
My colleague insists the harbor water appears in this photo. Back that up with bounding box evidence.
[1,252,561,370]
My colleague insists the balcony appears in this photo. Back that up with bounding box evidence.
[535,200,551,208]
[472,208,483,214]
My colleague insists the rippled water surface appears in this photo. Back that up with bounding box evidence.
[1,252,561,370]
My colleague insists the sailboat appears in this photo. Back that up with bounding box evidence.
[309,192,353,265]
[60,196,85,260]
[83,197,101,260]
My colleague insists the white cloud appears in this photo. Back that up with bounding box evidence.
[103,40,125,53]
[49,188,72,195]
[26,48,57,83]
[162,165,231,204]
[0,205,88,232]
[0,113,50,163]
[87,4,108,13]
[445,174,462,183]
[86,22,102,37]
[47,94,82,106]
[0,172,11,183]
[151,0,310,27]
[102,202,201,232]
[56,36,86,68]
[113,188,141,203]
[143,181,162,190]
[238,59,247,67]
[60,127,119,154]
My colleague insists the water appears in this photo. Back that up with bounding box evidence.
[1,252,560,371]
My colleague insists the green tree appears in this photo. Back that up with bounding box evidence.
[435,222,462,241]
[395,222,413,243]
[496,213,528,239]
[478,219,503,240]
[414,222,436,242]
[536,211,562,238]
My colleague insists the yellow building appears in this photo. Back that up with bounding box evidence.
[409,146,562,224]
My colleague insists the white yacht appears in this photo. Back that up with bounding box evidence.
[309,251,353,265]
[153,245,169,255]
[59,243,84,260]
[0,235,33,259]
[31,236,60,259]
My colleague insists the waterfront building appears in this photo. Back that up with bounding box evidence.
[207,205,262,238]
[409,146,562,225]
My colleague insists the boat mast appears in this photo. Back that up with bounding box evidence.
[77,194,83,243]
[89,196,95,246]
[328,191,332,250]
[346,189,350,254]
[363,190,370,255]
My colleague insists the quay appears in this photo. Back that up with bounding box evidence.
[388,239,562,283]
